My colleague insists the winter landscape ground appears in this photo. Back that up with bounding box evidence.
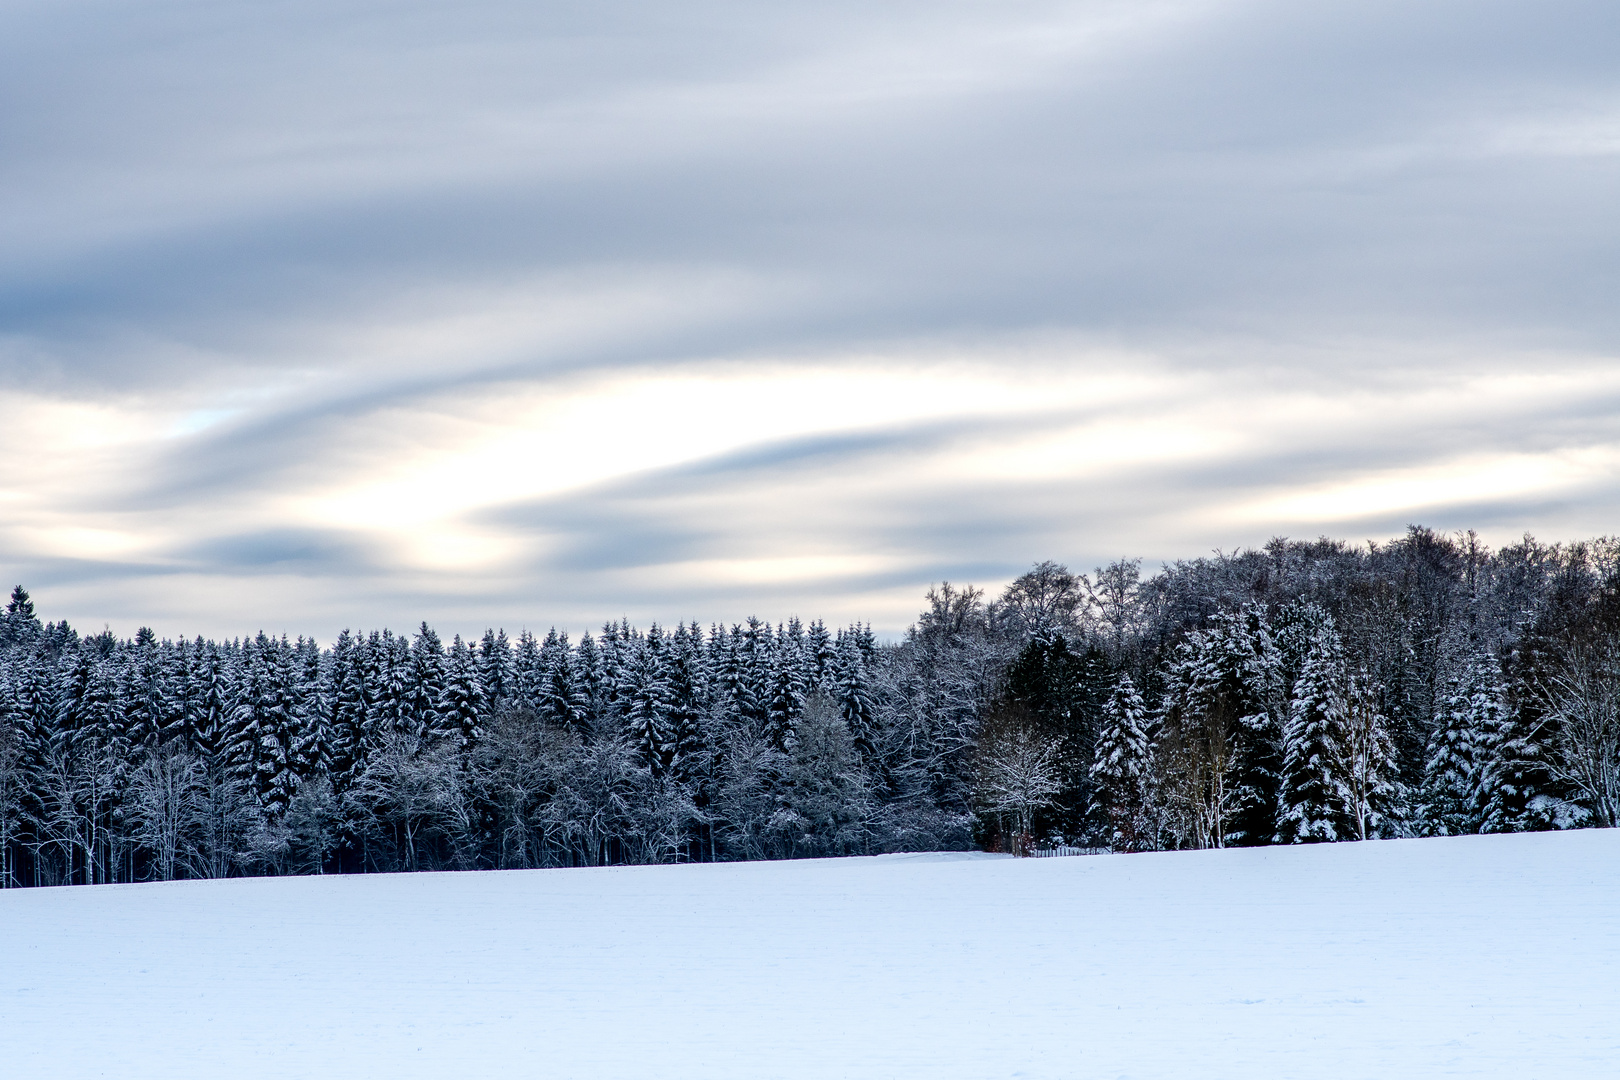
[5,829,1617,1079]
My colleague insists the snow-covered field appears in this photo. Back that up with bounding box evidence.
[5,831,1618,1079]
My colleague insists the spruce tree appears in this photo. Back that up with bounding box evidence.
[764,631,805,752]
[290,637,326,781]
[833,632,877,762]
[1340,670,1404,839]
[1088,674,1153,851]
[327,631,368,792]
[1466,650,1554,832]
[625,628,674,776]
[6,585,34,619]
[253,638,301,814]
[1276,619,1354,844]
[435,636,486,751]
[806,619,835,689]
[665,623,707,782]
[409,623,445,739]
[513,630,543,713]
[478,628,513,705]
[1419,661,1486,835]
[538,629,588,735]
[573,630,603,731]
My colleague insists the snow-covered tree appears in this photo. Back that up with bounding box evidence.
[435,636,486,752]
[976,709,1063,852]
[1420,651,1497,836]
[1156,606,1283,848]
[1339,671,1405,840]
[1089,674,1153,851]
[1276,618,1353,844]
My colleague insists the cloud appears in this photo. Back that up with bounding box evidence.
[1,0,1617,640]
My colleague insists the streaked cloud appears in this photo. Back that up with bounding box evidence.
[2,0,1617,640]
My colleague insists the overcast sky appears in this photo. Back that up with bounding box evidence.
[3,0,1617,641]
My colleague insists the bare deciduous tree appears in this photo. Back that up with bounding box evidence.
[975,709,1063,853]
[126,747,207,881]
[1538,640,1620,828]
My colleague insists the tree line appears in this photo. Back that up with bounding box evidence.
[1,525,1616,887]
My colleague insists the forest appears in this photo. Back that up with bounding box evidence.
[1,525,1617,887]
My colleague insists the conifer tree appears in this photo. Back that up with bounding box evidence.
[156,641,189,746]
[1088,676,1153,854]
[1462,650,1553,832]
[6,585,34,619]
[290,637,326,781]
[573,631,604,731]
[122,631,167,750]
[625,627,674,776]
[833,632,877,761]
[513,630,543,712]
[409,623,445,738]
[735,618,770,730]
[1420,661,1487,835]
[327,631,368,792]
[435,636,486,751]
[665,623,708,782]
[1089,674,1153,850]
[1340,670,1404,839]
[806,619,835,688]
[538,629,588,735]
[186,640,230,759]
[377,630,414,738]
[1276,620,1354,844]
[478,628,513,705]
[253,638,302,814]
[764,630,805,752]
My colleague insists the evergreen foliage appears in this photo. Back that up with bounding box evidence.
[1088,675,1153,851]
[1,528,1617,887]
[1276,615,1354,844]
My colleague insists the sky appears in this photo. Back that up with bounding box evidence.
[2,0,1618,642]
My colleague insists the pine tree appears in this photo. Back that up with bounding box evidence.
[121,630,169,751]
[513,630,543,713]
[764,627,805,752]
[734,618,770,731]
[1340,670,1404,839]
[6,585,34,619]
[625,627,674,776]
[478,628,513,705]
[833,632,877,761]
[435,636,486,751]
[538,629,588,735]
[187,640,230,760]
[327,631,368,793]
[1088,674,1153,851]
[156,641,189,745]
[1276,620,1354,844]
[806,619,835,689]
[289,637,326,782]
[1466,650,1553,832]
[409,623,445,739]
[665,623,708,783]
[253,638,302,814]
[573,630,604,731]
[1419,659,1487,835]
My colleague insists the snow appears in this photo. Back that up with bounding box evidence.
[5,831,1618,1078]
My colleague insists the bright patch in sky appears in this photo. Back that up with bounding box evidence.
[2,0,1618,639]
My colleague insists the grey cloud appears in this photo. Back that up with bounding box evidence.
[4,0,1619,636]
[180,528,378,574]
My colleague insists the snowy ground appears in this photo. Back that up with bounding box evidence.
[5,831,1618,1079]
